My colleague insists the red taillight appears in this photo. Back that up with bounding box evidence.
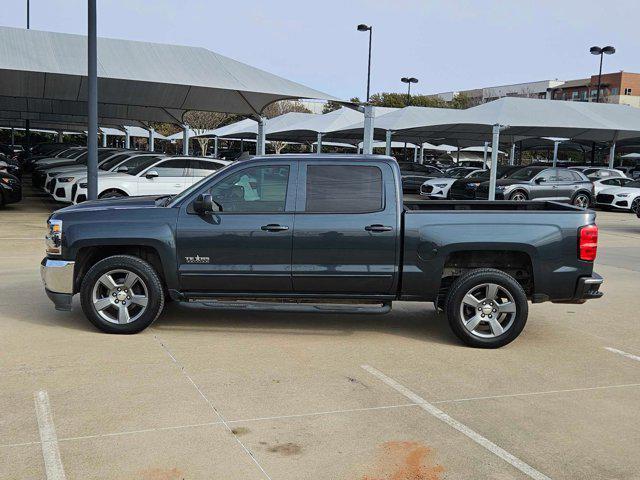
[578,224,598,261]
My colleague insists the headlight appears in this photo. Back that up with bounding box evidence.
[79,182,88,188]
[617,193,629,197]
[45,219,62,255]
[58,176,75,183]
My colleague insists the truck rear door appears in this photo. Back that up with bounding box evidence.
[291,160,400,294]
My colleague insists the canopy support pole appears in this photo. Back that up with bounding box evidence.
[240,139,244,153]
[608,142,616,169]
[385,130,392,156]
[362,105,375,155]
[317,132,323,154]
[87,0,98,201]
[488,124,502,201]
[214,137,219,158]
[456,140,460,163]
[509,142,516,166]
[419,143,424,164]
[58,131,64,143]
[182,125,189,155]
[101,131,106,147]
[148,128,155,152]
[482,141,489,170]
[10,127,14,147]
[552,140,560,167]
[257,116,266,155]
[124,127,131,149]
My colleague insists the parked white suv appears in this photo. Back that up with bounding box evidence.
[48,152,162,203]
[72,156,230,203]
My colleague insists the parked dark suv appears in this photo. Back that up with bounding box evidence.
[475,167,594,208]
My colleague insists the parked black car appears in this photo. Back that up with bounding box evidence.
[0,171,22,206]
[475,167,594,208]
[397,162,442,193]
[449,166,522,200]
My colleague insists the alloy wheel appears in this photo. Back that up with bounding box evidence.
[459,283,517,338]
[574,194,590,209]
[511,192,527,201]
[91,269,149,324]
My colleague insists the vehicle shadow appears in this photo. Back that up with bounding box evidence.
[150,301,460,346]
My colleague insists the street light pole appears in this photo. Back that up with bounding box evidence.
[589,45,615,164]
[357,24,373,102]
[401,77,418,160]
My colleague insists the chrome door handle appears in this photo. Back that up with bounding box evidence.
[365,224,393,232]
[261,224,289,232]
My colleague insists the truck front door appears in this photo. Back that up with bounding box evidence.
[291,161,399,295]
[176,162,296,292]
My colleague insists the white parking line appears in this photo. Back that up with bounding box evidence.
[362,365,552,480]
[34,391,66,480]
[152,333,273,480]
[605,347,640,363]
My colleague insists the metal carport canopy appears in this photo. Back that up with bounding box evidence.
[0,26,340,125]
[216,112,318,140]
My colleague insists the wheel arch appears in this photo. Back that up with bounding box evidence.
[98,187,129,198]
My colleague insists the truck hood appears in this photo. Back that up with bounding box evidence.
[55,195,163,214]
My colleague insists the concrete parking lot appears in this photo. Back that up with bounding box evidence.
[1,184,639,480]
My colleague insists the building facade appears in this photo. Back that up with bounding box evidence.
[434,72,640,108]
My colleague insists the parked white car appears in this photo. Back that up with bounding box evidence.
[72,156,230,203]
[420,167,483,199]
[33,147,86,169]
[582,167,627,180]
[592,177,635,196]
[43,149,124,194]
[595,180,640,212]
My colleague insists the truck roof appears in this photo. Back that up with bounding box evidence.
[240,154,396,163]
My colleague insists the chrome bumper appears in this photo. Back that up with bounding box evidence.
[40,258,75,294]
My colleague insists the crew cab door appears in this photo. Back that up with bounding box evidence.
[176,162,296,292]
[291,161,399,294]
[137,159,189,196]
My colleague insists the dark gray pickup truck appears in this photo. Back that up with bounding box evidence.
[41,155,603,348]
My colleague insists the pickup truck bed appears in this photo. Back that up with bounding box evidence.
[41,154,602,347]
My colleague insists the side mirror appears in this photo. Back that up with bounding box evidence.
[192,193,221,215]
[535,177,546,184]
[116,166,129,173]
[145,170,159,179]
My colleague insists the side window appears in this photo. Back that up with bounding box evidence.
[538,169,557,182]
[601,179,617,186]
[151,159,190,177]
[556,169,575,182]
[190,160,225,177]
[208,165,289,213]
[305,165,383,213]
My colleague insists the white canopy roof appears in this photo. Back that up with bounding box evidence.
[0,26,339,126]
[216,112,318,139]
[100,126,168,139]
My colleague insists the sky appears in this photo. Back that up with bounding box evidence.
[1,0,639,101]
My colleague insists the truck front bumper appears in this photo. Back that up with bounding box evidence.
[40,258,75,311]
[552,272,604,304]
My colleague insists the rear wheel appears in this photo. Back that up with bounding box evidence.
[445,268,528,348]
[509,190,528,201]
[572,192,591,209]
[80,255,164,334]
[631,197,640,214]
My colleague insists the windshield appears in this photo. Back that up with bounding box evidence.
[507,167,544,180]
[467,170,488,179]
[449,168,475,179]
[168,162,235,206]
[60,149,84,159]
[100,153,132,171]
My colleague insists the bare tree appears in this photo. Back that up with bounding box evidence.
[262,101,311,154]
[183,111,231,155]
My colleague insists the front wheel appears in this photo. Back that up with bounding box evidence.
[631,197,640,214]
[445,268,528,348]
[572,192,591,209]
[80,255,165,334]
[509,190,528,201]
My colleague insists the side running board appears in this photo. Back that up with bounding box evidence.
[193,300,392,315]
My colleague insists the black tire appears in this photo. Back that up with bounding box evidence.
[80,255,165,334]
[0,190,4,207]
[631,197,640,214]
[509,190,528,201]
[99,189,127,199]
[572,192,591,209]
[445,268,528,348]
